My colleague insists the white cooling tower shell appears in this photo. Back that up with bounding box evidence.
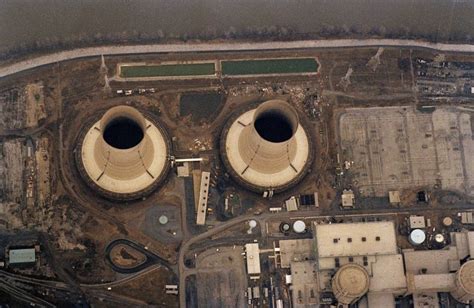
[221,100,312,193]
[77,105,170,200]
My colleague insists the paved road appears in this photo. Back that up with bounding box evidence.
[1,39,474,79]
[105,238,174,274]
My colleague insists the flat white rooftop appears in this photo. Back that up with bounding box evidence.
[314,221,397,257]
[404,246,459,274]
[368,293,395,308]
[279,239,314,268]
[245,243,261,275]
[9,248,35,264]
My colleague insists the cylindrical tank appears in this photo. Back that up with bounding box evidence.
[159,215,168,225]
[409,229,426,246]
[249,220,257,228]
[451,260,474,303]
[443,217,453,227]
[78,105,170,200]
[332,264,369,305]
[292,220,306,233]
[221,100,313,193]
[431,233,446,249]
[280,222,291,233]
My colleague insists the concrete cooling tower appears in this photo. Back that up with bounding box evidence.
[220,100,313,193]
[332,264,370,305]
[76,105,170,200]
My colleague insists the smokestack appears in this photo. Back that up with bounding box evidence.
[78,105,170,200]
[221,100,312,193]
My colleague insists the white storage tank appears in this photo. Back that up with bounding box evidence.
[292,220,306,233]
[409,229,426,246]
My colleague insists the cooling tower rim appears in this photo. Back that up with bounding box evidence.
[74,105,171,201]
[253,99,299,142]
[100,105,148,131]
[220,100,314,193]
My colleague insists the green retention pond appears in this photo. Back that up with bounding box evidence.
[221,58,318,76]
[120,62,216,78]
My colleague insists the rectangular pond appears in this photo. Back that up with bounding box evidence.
[221,58,318,76]
[120,63,216,78]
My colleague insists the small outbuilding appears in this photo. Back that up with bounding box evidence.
[9,248,36,265]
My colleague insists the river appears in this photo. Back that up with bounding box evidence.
[0,0,473,53]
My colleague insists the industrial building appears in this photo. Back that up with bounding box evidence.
[279,220,474,307]
[279,239,314,268]
[220,100,313,194]
[196,171,210,225]
[313,221,407,307]
[404,230,474,304]
[8,248,36,265]
[245,243,261,279]
[76,105,170,200]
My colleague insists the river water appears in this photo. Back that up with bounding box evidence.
[0,0,473,52]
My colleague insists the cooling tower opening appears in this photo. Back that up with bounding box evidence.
[254,111,295,143]
[103,117,144,149]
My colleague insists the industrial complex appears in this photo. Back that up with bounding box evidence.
[0,38,473,308]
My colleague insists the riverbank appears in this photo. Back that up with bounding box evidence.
[1,39,474,79]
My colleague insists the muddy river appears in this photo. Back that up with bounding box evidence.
[0,0,473,52]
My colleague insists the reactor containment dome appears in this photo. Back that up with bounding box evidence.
[76,105,170,200]
[220,100,313,193]
[332,263,370,305]
[451,260,474,303]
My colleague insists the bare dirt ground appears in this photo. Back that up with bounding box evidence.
[196,246,247,308]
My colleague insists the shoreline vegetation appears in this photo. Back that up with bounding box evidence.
[1,24,473,63]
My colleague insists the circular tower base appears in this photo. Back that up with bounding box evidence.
[220,101,314,194]
[75,106,171,201]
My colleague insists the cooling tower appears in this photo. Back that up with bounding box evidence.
[221,100,312,193]
[332,264,370,305]
[451,260,474,304]
[76,105,170,200]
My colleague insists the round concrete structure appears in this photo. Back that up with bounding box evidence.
[409,229,426,246]
[332,264,369,305]
[220,100,313,193]
[159,215,169,225]
[451,261,474,303]
[443,216,453,227]
[434,233,445,244]
[293,220,306,233]
[76,105,170,200]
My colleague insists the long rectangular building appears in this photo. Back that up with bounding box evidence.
[315,221,398,258]
[9,248,36,264]
[196,171,210,226]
